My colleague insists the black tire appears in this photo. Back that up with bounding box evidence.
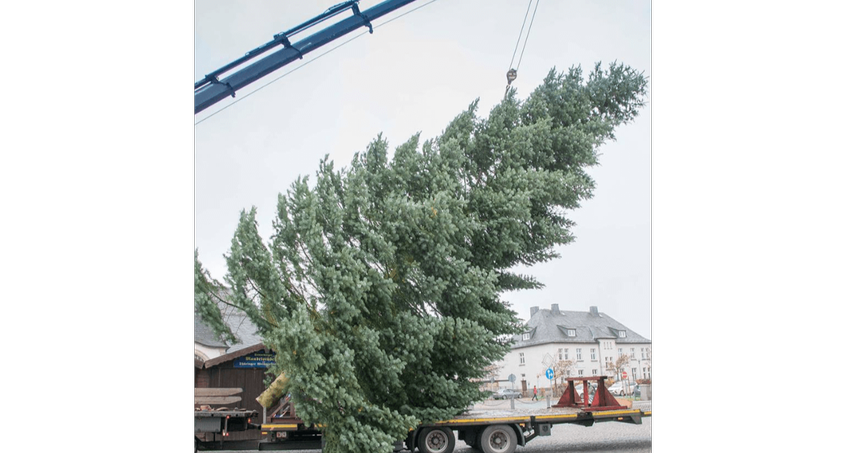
[479,424,517,453]
[417,427,456,453]
[406,432,416,451]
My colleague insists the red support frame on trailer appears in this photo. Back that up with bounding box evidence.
[552,376,627,411]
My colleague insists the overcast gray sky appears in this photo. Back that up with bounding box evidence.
[194,0,652,339]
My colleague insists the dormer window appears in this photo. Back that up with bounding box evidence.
[609,327,625,338]
[557,325,577,337]
[522,332,531,341]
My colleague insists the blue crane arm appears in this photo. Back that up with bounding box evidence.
[194,0,419,114]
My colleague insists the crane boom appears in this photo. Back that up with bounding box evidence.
[194,0,419,114]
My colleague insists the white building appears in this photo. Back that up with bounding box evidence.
[495,305,651,394]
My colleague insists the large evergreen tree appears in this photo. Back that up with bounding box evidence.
[196,62,647,452]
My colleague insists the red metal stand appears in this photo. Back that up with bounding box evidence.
[553,380,583,407]
[552,376,627,411]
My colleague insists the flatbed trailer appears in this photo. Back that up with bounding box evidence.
[245,405,651,453]
[194,387,266,450]
[195,408,262,449]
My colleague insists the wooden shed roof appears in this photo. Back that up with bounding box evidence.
[199,343,270,369]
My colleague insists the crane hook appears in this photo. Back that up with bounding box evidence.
[504,69,518,99]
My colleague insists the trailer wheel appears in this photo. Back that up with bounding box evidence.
[479,424,517,453]
[417,427,456,453]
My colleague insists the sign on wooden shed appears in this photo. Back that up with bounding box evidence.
[233,351,276,368]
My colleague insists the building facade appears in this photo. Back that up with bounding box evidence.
[495,304,651,394]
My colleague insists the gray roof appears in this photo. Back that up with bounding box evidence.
[194,312,228,348]
[194,298,263,354]
[512,307,650,349]
[219,310,264,354]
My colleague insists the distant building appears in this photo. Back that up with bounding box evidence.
[194,298,264,362]
[194,312,230,362]
[496,305,651,394]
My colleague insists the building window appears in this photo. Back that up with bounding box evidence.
[590,348,596,361]
[519,353,525,365]
[632,368,638,380]
[567,329,576,337]
[618,348,623,357]
[641,348,646,359]
[630,348,635,358]
[618,330,627,338]
[578,369,584,376]
[576,348,582,361]
[558,348,563,360]
[592,369,597,375]
[564,349,569,360]
[522,333,531,341]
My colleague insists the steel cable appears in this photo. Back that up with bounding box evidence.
[504,0,540,98]
[515,0,540,72]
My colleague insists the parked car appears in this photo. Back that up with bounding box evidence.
[492,388,523,400]
[572,383,596,398]
[607,381,635,396]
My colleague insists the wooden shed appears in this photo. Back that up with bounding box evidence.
[194,343,275,415]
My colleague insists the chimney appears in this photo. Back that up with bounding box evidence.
[530,306,539,318]
[551,304,560,315]
[589,306,599,316]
